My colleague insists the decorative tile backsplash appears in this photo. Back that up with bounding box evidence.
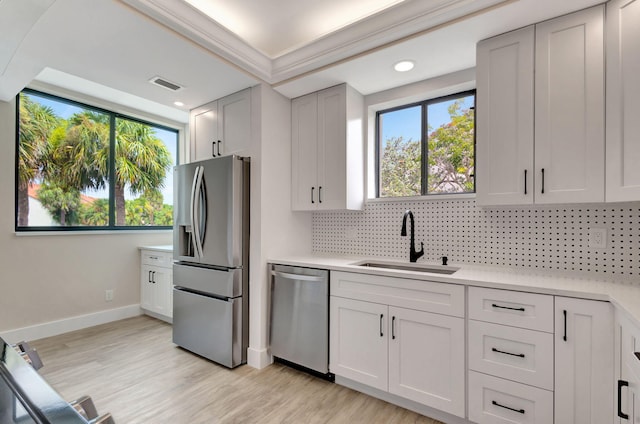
[312,199,640,279]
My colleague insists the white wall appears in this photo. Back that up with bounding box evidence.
[0,98,172,340]
[247,84,312,368]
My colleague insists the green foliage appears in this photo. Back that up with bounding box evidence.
[380,136,421,197]
[36,182,81,226]
[427,101,475,193]
[379,99,474,197]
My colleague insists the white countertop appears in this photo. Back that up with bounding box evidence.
[269,254,640,326]
[139,245,173,253]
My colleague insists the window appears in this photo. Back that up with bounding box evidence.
[376,90,475,198]
[16,89,178,231]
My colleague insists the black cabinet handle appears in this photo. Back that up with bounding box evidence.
[492,303,525,312]
[392,316,396,340]
[212,141,216,157]
[541,168,545,194]
[152,271,156,283]
[634,352,640,361]
[319,186,322,203]
[380,314,384,337]
[311,187,315,204]
[524,169,528,195]
[618,379,629,419]
[148,270,152,283]
[563,309,567,342]
[492,400,525,414]
[217,140,221,156]
[492,347,525,358]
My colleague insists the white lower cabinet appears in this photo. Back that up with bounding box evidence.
[329,271,465,418]
[468,371,553,424]
[388,306,465,414]
[555,297,614,424]
[330,297,388,391]
[140,249,173,321]
[617,313,640,423]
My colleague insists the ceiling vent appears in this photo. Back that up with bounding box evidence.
[149,76,183,92]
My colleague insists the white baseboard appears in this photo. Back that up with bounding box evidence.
[0,304,143,344]
[247,346,273,369]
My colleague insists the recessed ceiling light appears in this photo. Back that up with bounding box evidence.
[174,101,185,107]
[394,60,415,72]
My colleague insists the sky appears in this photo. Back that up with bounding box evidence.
[26,92,178,205]
[380,94,474,149]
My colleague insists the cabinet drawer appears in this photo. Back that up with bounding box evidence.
[141,250,172,267]
[468,371,553,424]
[331,271,465,317]
[468,320,554,390]
[468,286,553,332]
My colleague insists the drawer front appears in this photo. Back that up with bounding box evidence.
[468,286,553,332]
[468,320,554,390]
[331,271,465,317]
[468,371,553,424]
[141,250,173,267]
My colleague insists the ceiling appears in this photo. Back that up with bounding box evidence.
[0,0,603,124]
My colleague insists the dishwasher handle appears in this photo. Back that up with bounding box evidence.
[271,270,326,282]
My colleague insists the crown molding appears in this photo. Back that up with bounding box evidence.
[120,0,272,82]
[270,0,509,82]
[120,0,508,85]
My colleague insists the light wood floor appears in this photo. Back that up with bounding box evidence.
[31,316,443,424]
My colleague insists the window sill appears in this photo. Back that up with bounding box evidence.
[15,229,172,237]
[366,193,476,203]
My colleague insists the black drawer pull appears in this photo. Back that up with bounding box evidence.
[380,314,384,337]
[492,347,525,358]
[492,303,525,312]
[492,400,525,414]
[618,379,629,419]
[563,309,567,342]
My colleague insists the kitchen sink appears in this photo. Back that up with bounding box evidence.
[353,261,459,275]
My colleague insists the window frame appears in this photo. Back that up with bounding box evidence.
[15,88,179,232]
[375,89,476,199]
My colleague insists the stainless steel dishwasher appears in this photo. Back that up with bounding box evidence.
[270,264,331,378]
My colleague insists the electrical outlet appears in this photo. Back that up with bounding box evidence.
[105,289,114,302]
[588,228,607,249]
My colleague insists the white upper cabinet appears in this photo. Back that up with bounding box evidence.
[606,0,640,202]
[476,26,535,205]
[535,6,605,204]
[291,84,364,211]
[190,88,251,162]
[476,6,605,205]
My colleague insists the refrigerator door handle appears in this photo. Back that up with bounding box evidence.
[191,166,205,259]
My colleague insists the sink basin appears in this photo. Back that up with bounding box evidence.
[353,261,459,275]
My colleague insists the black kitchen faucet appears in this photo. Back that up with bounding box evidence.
[401,210,424,263]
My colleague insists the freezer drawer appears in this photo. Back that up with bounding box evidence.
[270,265,329,374]
[172,288,244,368]
[173,262,243,298]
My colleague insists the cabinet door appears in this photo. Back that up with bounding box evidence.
[141,265,154,311]
[190,100,218,162]
[152,266,172,318]
[606,0,640,202]
[535,6,605,204]
[218,88,251,156]
[555,297,613,424]
[388,306,465,417]
[291,92,319,210]
[476,26,534,206]
[619,318,640,423]
[330,297,388,391]
[317,85,347,210]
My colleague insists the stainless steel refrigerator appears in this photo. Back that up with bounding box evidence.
[172,155,249,368]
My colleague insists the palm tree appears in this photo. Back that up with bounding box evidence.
[113,118,172,226]
[79,198,109,226]
[17,94,59,226]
